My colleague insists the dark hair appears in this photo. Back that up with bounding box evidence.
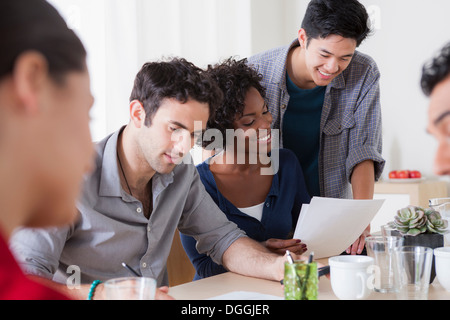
[130,58,223,126]
[421,42,450,96]
[0,0,87,83]
[301,0,371,47]
[202,58,266,149]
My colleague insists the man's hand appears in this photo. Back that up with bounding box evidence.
[156,286,175,300]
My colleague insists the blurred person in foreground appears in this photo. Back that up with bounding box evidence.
[0,0,94,299]
[422,42,450,175]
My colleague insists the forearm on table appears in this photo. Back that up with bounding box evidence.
[222,237,284,281]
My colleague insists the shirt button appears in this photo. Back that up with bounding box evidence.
[147,226,151,232]
[266,202,270,207]
[142,262,147,268]
[281,104,286,109]
[136,207,142,213]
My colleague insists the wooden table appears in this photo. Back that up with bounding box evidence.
[169,258,450,300]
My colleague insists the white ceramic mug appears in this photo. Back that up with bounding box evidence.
[329,255,374,300]
[434,247,450,292]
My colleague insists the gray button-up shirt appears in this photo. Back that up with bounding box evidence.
[10,128,246,286]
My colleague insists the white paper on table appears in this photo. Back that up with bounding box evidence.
[293,196,385,259]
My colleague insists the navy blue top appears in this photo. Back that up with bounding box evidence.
[282,72,326,197]
[180,149,311,280]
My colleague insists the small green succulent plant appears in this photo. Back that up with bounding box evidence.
[389,206,449,236]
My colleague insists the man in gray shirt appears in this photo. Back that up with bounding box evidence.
[10,58,292,299]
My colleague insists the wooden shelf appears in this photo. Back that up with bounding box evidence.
[374,180,448,208]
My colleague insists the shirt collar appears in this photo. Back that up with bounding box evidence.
[98,127,123,198]
[98,126,174,199]
[270,39,298,86]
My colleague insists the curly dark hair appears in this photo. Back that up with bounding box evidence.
[202,58,266,149]
[421,42,450,96]
[130,57,223,126]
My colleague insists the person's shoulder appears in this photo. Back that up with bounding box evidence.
[172,156,198,178]
[249,45,287,61]
[348,50,380,76]
[352,50,376,65]
[274,148,301,173]
[248,44,290,72]
[79,133,113,195]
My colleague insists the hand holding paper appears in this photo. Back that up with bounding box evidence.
[293,197,385,259]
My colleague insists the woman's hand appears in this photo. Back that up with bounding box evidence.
[346,225,371,255]
[263,238,307,255]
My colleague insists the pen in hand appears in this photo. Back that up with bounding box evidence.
[121,262,141,277]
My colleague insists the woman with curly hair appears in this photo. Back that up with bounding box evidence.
[180,58,310,280]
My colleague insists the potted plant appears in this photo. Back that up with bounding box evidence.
[389,206,449,283]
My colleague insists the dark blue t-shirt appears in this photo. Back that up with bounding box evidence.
[283,73,325,197]
[180,149,310,280]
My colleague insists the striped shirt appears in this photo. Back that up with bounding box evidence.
[248,39,385,199]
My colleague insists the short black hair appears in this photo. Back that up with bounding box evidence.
[0,0,86,83]
[203,58,266,149]
[421,42,450,96]
[301,0,371,47]
[130,58,223,126]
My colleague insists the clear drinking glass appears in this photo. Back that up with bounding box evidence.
[380,224,401,237]
[104,277,156,300]
[429,197,450,216]
[393,246,433,300]
[429,198,450,245]
[365,236,403,293]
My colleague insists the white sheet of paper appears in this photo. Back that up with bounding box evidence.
[293,196,385,259]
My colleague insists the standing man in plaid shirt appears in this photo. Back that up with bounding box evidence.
[248,0,385,255]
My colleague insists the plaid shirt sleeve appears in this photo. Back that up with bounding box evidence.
[320,51,385,198]
[345,58,384,182]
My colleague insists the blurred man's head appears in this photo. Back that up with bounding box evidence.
[422,42,450,176]
[0,0,94,228]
